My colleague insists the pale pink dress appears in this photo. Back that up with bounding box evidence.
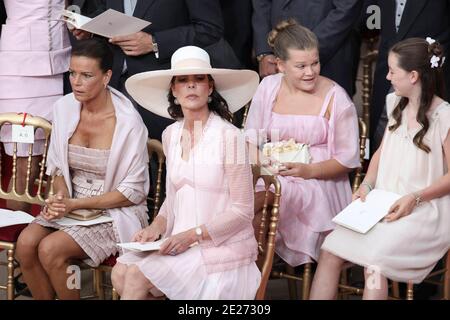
[118,114,261,300]
[0,0,71,156]
[322,94,450,283]
[245,73,360,266]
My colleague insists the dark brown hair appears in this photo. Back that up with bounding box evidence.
[267,19,319,61]
[167,75,233,122]
[388,38,446,153]
[71,38,113,73]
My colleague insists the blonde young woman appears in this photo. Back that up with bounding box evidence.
[245,20,360,268]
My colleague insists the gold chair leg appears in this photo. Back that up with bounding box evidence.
[391,281,400,299]
[444,252,449,300]
[94,269,104,300]
[302,263,312,300]
[112,287,119,300]
[7,248,15,300]
[406,282,414,300]
[286,264,298,299]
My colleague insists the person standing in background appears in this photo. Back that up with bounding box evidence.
[367,0,450,153]
[252,0,362,96]
[0,0,71,212]
[71,0,226,142]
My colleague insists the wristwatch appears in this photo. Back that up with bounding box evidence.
[151,34,159,59]
[195,227,203,241]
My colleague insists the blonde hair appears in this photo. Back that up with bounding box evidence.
[268,19,319,60]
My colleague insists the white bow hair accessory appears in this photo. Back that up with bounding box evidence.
[430,55,440,68]
[426,37,436,45]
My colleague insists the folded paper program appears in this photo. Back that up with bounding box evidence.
[263,138,312,164]
[61,9,151,38]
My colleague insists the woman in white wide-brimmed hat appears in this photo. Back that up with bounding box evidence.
[111,46,262,300]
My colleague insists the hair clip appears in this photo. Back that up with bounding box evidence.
[441,56,446,67]
[430,55,440,68]
[426,37,436,45]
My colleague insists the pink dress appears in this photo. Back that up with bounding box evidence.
[34,144,147,267]
[0,0,71,156]
[118,113,261,300]
[245,73,360,266]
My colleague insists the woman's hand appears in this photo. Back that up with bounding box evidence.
[384,194,417,222]
[278,162,311,179]
[132,224,164,243]
[159,229,197,256]
[41,191,74,221]
[352,184,371,202]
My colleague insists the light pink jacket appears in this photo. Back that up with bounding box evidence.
[46,87,150,242]
[159,114,258,274]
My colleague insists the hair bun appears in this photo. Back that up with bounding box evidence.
[268,18,298,49]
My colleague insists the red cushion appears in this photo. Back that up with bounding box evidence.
[101,254,118,267]
[0,224,28,242]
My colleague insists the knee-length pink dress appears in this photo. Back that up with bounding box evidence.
[322,94,450,283]
[245,74,360,266]
[0,0,70,156]
[34,144,148,267]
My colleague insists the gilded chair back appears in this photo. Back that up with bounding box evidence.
[252,165,281,300]
[352,118,368,193]
[147,138,166,222]
[0,113,53,203]
[241,102,251,129]
[0,112,53,300]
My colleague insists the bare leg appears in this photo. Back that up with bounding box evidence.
[310,250,346,300]
[38,231,88,300]
[111,262,128,296]
[362,267,388,300]
[16,223,55,300]
[6,156,40,212]
[121,265,155,300]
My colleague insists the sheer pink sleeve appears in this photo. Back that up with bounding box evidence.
[331,103,360,169]
[205,130,255,246]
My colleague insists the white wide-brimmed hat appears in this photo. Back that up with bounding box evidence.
[125,46,260,119]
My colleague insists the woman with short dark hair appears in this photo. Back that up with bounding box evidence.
[16,38,150,300]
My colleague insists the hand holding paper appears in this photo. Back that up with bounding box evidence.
[332,189,402,234]
[109,32,155,56]
[61,9,151,39]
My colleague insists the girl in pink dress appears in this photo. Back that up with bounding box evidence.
[245,20,360,267]
[0,0,71,211]
[111,46,262,300]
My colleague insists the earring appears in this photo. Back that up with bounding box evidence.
[208,96,212,103]
[174,98,179,105]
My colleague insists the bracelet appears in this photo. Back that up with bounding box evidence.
[361,182,373,192]
[411,192,422,207]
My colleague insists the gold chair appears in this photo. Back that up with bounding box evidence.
[241,102,251,130]
[389,251,449,300]
[146,138,166,222]
[94,138,166,300]
[0,113,53,300]
[252,165,281,300]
